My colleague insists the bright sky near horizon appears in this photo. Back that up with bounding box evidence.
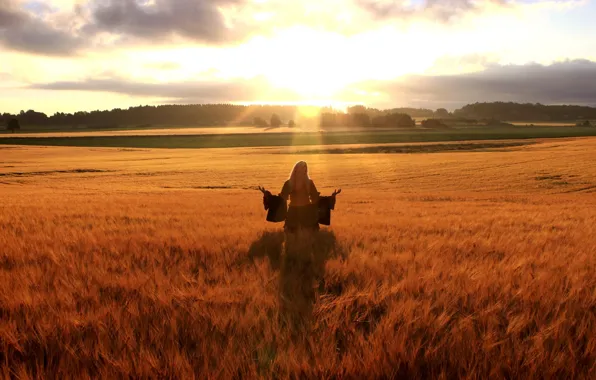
[1,0,595,114]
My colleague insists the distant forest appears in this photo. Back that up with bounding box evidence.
[1,102,596,129]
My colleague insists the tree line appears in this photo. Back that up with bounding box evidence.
[320,106,417,128]
[453,102,596,122]
[1,102,596,130]
[0,105,299,128]
[0,104,432,129]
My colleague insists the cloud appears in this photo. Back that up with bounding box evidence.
[0,0,298,55]
[355,59,596,108]
[80,0,363,46]
[2,0,585,56]
[80,0,582,50]
[354,0,587,24]
[30,60,596,109]
[427,53,500,75]
[1,0,270,56]
[30,75,302,103]
[84,0,248,44]
[355,0,510,23]
[0,0,84,55]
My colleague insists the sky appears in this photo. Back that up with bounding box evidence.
[1,0,595,114]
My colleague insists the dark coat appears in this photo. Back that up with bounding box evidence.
[262,191,338,225]
[317,195,337,226]
[263,193,287,222]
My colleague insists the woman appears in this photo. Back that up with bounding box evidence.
[279,161,320,233]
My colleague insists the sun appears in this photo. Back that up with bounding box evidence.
[264,58,351,98]
[251,26,430,101]
[250,27,360,99]
[263,57,352,100]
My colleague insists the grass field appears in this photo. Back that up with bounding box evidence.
[509,121,576,127]
[2,126,596,149]
[0,121,579,136]
[0,124,243,135]
[0,125,305,138]
[1,138,595,378]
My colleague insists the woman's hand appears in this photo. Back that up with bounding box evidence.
[258,186,273,210]
[257,186,272,196]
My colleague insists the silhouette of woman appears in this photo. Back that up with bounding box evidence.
[280,161,320,233]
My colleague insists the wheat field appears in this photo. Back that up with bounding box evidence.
[0,138,595,379]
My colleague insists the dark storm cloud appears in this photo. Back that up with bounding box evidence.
[0,0,83,55]
[358,60,596,108]
[85,0,245,44]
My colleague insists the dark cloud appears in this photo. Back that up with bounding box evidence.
[0,0,24,26]
[356,0,508,23]
[86,0,245,44]
[0,0,254,55]
[356,60,596,109]
[31,76,301,102]
[87,0,483,45]
[0,0,83,55]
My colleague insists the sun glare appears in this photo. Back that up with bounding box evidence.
[267,69,345,98]
[124,26,438,107]
[260,33,352,98]
[241,28,361,99]
[247,26,436,102]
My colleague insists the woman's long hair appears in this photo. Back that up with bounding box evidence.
[288,161,310,194]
